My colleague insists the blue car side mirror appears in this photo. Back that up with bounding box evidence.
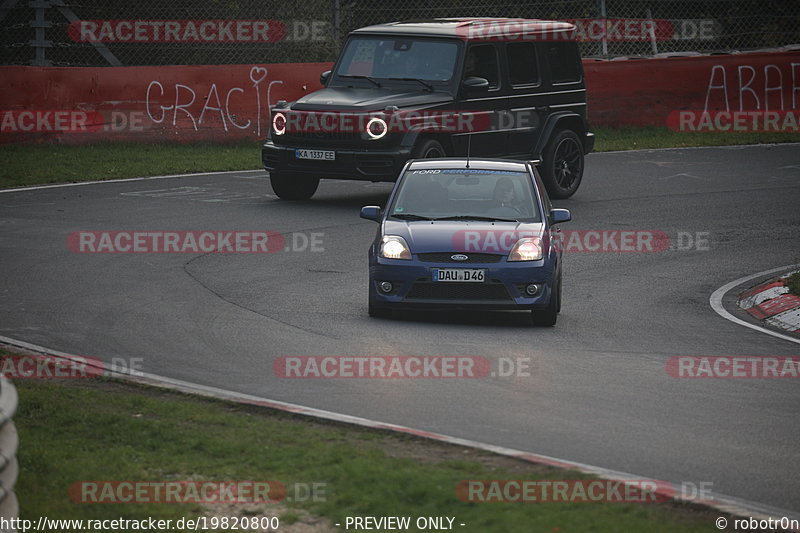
[360,206,382,222]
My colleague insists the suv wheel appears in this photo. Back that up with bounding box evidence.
[541,129,584,199]
[270,171,320,200]
[412,139,446,159]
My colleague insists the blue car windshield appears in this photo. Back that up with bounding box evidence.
[335,37,458,82]
[390,169,541,222]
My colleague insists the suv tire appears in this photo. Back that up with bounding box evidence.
[541,129,584,199]
[411,139,446,159]
[270,171,320,200]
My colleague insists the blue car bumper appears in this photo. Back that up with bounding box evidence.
[368,256,557,311]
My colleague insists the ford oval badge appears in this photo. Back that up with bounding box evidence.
[451,254,468,261]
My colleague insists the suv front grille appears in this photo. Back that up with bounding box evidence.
[406,281,511,301]
[284,130,361,144]
[417,253,503,263]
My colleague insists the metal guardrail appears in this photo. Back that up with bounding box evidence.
[0,376,19,522]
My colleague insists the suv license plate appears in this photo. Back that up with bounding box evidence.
[433,269,485,282]
[295,149,335,161]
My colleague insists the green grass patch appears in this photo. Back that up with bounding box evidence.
[786,271,800,296]
[0,142,260,189]
[8,362,725,532]
[2,128,797,190]
[592,126,800,152]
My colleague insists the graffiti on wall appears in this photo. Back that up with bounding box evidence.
[144,66,284,136]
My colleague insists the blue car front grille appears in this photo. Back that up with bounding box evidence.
[405,281,511,301]
[417,253,503,264]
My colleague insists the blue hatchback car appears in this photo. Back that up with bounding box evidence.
[360,158,571,326]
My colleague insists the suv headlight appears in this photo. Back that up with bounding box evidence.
[272,112,286,135]
[366,117,388,140]
[380,235,412,260]
[508,238,542,262]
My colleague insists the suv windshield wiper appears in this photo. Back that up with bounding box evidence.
[387,77,434,91]
[340,74,382,88]
[391,213,433,221]
[434,215,519,222]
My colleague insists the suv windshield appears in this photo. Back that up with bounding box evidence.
[335,37,459,82]
[390,169,541,222]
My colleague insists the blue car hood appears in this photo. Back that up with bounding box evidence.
[383,220,545,254]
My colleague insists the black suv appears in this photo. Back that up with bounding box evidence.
[262,18,594,200]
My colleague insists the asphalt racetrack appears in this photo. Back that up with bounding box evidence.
[1,144,799,513]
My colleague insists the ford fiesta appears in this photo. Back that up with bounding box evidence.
[360,158,571,326]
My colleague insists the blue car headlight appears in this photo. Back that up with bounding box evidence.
[380,235,412,260]
[508,238,543,262]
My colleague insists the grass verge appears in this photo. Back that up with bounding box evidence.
[0,142,260,189]
[591,126,799,152]
[5,350,727,532]
[2,128,798,189]
[786,271,800,296]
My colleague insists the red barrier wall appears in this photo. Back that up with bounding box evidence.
[0,63,330,144]
[1,50,798,144]
[584,50,800,127]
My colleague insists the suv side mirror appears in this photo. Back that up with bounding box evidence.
[360,205,382,222]
[462,76,489,90]
[550,208,571,225]
[320,70,331,85]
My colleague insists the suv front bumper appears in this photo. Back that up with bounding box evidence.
[262,142,411,182]
[583,131,595,154]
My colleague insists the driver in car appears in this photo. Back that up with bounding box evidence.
[492,177,517,208]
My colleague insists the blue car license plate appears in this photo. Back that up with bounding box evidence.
[432,268,485,282]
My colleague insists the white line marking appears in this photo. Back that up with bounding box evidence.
[0,334,797,521]
[710,265,800,346]
[0,169,263,194]
[595,142,800,155]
